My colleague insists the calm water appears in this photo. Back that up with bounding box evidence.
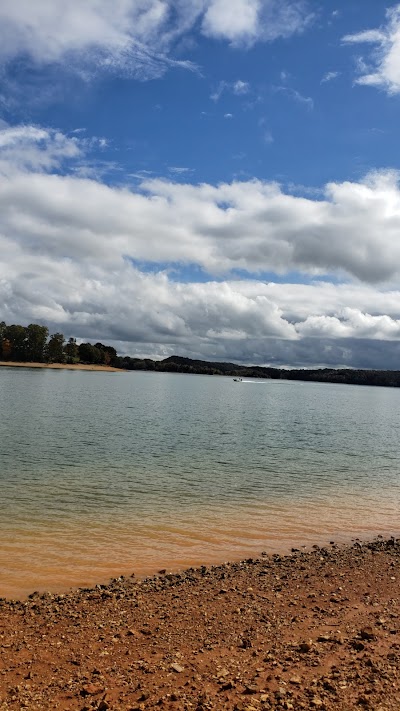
[0,367,399,598]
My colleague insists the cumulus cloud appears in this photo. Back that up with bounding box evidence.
[0,124,81,175]
[2,252,400,367]
[0,0,312,81]
[202,0,312,46]
[2,125,400,285]
[343,4,400,94]
[2,122,400,367]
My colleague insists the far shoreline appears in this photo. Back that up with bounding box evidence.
[0,360,125,372]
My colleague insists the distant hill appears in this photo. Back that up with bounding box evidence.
[120,354,400,387]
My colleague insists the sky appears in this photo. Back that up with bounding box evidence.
[1,1,400,368]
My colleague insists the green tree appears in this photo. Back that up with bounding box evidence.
[5,324,28,361]
[26,324,49,362]
[45,333,65,363]
[78,342,103,364]
[0,321,6,359]
[64,337,79,363]
[95,342,117,366]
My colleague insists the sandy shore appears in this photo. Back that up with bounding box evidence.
[0,361,124,372]
[0,538,398,710]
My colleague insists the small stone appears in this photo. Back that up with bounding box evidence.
[170,663,184,673]
[298,641,312,653]
[243,685,258,694]
[352,641,365,651]
[289,675,301,685]
[81,683,104,697]
[140,628,152,636]
[360,627,375,640]
[138,691,150,701]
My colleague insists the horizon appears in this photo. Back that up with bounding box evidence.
[1,1,400,369]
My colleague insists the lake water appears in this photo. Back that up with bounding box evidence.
[0,367,399,599]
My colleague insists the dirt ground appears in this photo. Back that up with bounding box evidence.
[0,538,399,710]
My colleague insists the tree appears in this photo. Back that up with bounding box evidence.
[78,342,103,364]
[26,324,49,362]
[64,337,79,363]
[95,342,118,366]
[45,333,65,363]
[4,324,28,361]
[0,321,6,359]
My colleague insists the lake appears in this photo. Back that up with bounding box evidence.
[0,367,399,598]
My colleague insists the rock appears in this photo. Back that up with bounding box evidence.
[170,663,184,673]
[289,675,301,685]
[298,641,312,653]
[351,641,365,651]
[126,628,140,636]
[360,627,375,641]
[81,683,104,697]
[243,684,258,694]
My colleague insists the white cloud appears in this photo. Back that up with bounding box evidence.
[202,0,312,47]
[0,0,312,82]
[210,79,251,102]
[0,0,201,80]
[0,124,81,175]
[3,127,400,286]
[232,79,250,95]
[168,166,193,174]
[321,70,340,84]
[343,4,400,95]
[2,123,400,366]
[224,113,233,119]
[274,86,314,110]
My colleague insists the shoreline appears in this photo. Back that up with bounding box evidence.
[0,360,124,372]
[0,537,399,710]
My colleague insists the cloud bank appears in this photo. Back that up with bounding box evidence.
[1,122,400,368]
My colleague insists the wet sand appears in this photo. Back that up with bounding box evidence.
[0,537,399,710]
[0,361,123,372]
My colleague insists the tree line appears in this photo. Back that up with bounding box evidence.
[0,322,119,366]
[1,322,400,387]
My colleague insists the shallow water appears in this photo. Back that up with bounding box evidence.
[0,367,399,598]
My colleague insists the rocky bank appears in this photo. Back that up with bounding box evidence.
[0,538,399,710]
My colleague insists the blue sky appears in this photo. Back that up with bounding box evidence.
[1,1,400,367]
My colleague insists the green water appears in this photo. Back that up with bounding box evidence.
[0,367,399,597]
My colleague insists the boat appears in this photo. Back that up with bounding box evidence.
[233,377,242,382]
